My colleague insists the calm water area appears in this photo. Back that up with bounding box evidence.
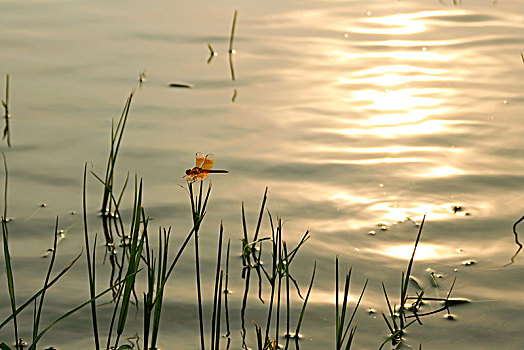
[1,0,524,348]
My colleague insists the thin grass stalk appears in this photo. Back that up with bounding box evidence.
[335,257,340,349]
[214,270,224,350]
[105,202,134,348]
[83,162,101,349]
[263,218,279,344]
[100,91,134,216]
[337,267,351,345]
[224,239,231,338]
[341,279,367,344]
[294,262,316,343]
[275,228,283,348]
[211,222,224,350]
[188,182,206,350]
[142,229,156,349]
[284,243,290,350]
[150,228,169,350]
[114,180,145,348]
[400,215,426,329]
[32,217,60,345]
[1,153,18,348]
[2,218,18,349]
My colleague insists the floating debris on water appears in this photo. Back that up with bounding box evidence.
[40,202,47,207]
[452,206,463,214]
[444,313,455,320]
[377,223,388,231]
[168,82,193,88]
[368,307,376,314]
[456,248,463,253]
[462,260,476,266]
[368,230,376,236]
[444,298,470,307]
[70,210,76,215]
[223,289,232,294]
[139,70,146,86]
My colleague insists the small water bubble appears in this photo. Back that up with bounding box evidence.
[70,210,77,215]
[378,183,384,188]
[421,46,427,52]
[344,32,350,38]
[462,260,476,266]
[285,332,303,339]
[40,203,47,207]
[355,248,360,252]
[503,100,508,104]
[366,10,372,16]
[368,230,376,235]
[368,307,376,314]
[456,248,463,253]
[453,268,458,272]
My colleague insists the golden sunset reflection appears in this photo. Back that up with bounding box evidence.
[368,202,459,223]
[333,119,460,138]
[350,10,449,35]
[348,88,443,110]
[308,290,355,305]
[418,166,465,178]
[378,243,455,261]
[335,50,452,62]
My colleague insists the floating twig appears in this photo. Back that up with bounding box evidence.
[168,82,193,88]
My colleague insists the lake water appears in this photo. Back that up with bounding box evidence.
[1,0,524,349]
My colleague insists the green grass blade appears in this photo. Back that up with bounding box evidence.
[83,162,100,349]
[294,261,316,336]
[32,217,60,344]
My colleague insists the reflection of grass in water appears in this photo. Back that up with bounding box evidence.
[0,86,465,350]
[1,75,11,148]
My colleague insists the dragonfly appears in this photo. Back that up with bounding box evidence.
[183,152,229,183]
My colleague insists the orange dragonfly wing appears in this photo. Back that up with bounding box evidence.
[202,154,215,170]
[195,152,205,168]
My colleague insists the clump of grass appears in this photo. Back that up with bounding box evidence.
[97,90,135,245]
[237,189,316,350]
[379,216,461,349]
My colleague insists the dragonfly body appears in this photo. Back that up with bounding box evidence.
[183,153,229,182]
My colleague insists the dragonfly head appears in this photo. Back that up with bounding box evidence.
[185,168,192,175]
